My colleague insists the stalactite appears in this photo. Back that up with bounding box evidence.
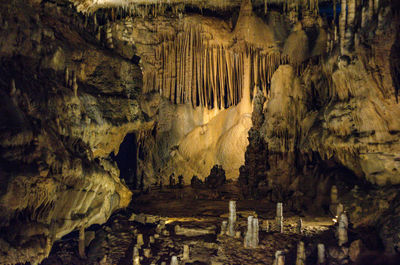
[142,18,285,109]
[339,0,348,55]
[345,0,356,52]
[264,0,268,14]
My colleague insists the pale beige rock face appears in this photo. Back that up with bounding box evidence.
[158,101,252,181]
[262,48,400,186]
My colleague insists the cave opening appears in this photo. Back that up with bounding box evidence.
[111,132,138,190]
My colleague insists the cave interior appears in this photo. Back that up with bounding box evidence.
[0,0,400,264]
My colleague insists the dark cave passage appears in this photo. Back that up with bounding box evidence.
[112,133,138,189]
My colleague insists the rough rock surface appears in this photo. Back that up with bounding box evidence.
[1,0,400,263]
[0,1,149,263]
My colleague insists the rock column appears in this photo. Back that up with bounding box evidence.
[297,218,303,234]
[183,245,189,260]
[274,250,285,265]
[244,216,259,248]
[276,202,283,233]
[295,241,305,265]
[317,243,325,264]
[79,226,85,258]
[244,216,254,248]
[220,220,227,235]
[228,201,236,237]
[338,212,348,246]
[170,255,178,265]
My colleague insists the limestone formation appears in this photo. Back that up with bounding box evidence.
[274,251,285,265]
[295,241,305,265]
[149,236,155,244]
[137,234,144,247]
[183,244,189,260]
[244,216,259,248]
[79,226,86,258]
[170,255,179,265]
[338,213,349,246]
[1,0,400,264]
[228,201,236,237]
[276,203,283,233]
[220,221,227,236]
[144,248,151,258]
[349,240,364,262]
[297,218,303,234]
[133,255,141,265]
[317,243,326,264]
[336,203,344,219]
[330,185,338,213]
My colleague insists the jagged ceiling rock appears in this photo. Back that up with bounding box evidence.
[70,0,330,13]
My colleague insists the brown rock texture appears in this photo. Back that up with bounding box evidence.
[0,0,150,263]
[0,0,400,263]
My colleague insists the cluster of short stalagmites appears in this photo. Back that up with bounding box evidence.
[214,190,364,265]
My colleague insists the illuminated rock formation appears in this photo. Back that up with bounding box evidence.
[0,0,400,264]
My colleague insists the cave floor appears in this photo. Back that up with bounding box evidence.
[42,186,344,265]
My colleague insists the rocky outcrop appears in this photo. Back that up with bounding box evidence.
[243,0,400,250]
[0,1,150,263]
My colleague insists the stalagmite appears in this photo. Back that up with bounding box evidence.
[228,201,236,237]
[317,243,325,264]
[220,220,227,235]
[170,255,178,265]
[149,236,155,244]
[244,216,259,248]
[244,216,253,248]
[133,246,139,257]
[253,218,259,247]
[133,246,140,265]
[336,203,344,219]
[133,255,140,265]
[235,231,241,238]
[143,249,151,258]
[276,202,283,233]
[183,245,189,260]
[338,212,348,246]
[276,203,283,220]
[297,218,303,234]
[136,234,144,247]
[79,226,85,258]
[295,241,306,265]
[274,251,285,265]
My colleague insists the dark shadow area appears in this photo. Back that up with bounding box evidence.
[111,133,138,189]
[390,19,400,102]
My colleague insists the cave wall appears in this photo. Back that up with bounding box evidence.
[0,0,152,263]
